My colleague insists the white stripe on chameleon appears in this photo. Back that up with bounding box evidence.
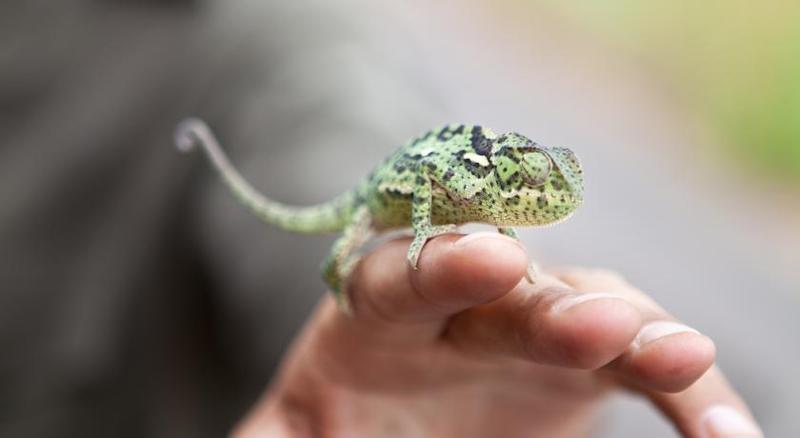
[463,152,490,167]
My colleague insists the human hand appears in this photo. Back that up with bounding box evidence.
[234,232,762,437]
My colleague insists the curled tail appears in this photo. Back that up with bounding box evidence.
[174,118,356,233]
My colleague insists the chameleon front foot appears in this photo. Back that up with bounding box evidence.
[407,224,458,269]
[498,227,538,285]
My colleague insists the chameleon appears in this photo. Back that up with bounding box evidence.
[174,119,584,314]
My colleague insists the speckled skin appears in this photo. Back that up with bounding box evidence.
[175,120,584,314]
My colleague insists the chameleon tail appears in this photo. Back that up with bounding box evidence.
[174,118,355,233]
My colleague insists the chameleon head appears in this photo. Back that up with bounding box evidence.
[489,133,584,225]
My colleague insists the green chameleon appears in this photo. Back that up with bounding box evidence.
[174,119,584,314]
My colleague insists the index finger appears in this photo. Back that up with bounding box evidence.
[341,231,529,340]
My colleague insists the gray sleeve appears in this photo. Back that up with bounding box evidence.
[0,1,446,437]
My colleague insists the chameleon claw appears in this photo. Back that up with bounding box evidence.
[524,262,539,284]
[335,291,354,317]
[524,270,535,284]
[406,248,423,270]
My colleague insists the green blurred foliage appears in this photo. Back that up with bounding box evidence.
[541,1,800,183]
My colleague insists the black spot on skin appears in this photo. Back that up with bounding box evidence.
[452,124,465,135]
[386,189,412,200]
[470,126,493,156]
[416,176,426,185]
[496,172,513,191]
[512,173,524,190]
[537,195,548,209]
[463,160,491,178]
[412,130,433,146]
[442,169,455,182]
[496,146,521,163]
[426,162,438,171]
[393,162,407,173]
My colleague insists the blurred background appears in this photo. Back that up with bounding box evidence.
[1,0,797,436]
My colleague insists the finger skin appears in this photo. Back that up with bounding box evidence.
[553,268,717,391]
[445,281,643,370]
[234,255,762,438]
[347,232,528,327]
[647,366,763,438]
[611,331,716,393]
[553,268,761,436]
[312,232,531,390]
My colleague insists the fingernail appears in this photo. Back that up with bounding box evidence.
[633,321,700,349]
[702,405,762,437]
[551,293,626,313]
[454,231,522,248]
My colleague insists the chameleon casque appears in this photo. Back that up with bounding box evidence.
[175,119,584,314]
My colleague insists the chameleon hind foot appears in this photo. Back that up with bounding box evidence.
[407,224,458,269]
[322,206,373,316]
[323,254,362,316]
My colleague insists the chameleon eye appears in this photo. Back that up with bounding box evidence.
[521,151,552,186]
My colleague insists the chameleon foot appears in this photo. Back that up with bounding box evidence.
[407,224,458,269]
[498,227,539,284]
[525,261,540,284]
[321,206,373,316]
[323,255,361,316]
